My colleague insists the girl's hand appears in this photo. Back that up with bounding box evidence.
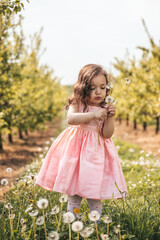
[107,104,116,118]
[94,108,108,121]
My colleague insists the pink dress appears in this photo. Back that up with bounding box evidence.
[36,103,128,200]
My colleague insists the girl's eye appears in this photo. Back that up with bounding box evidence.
[90,88,95,90]
[101,87,105,89]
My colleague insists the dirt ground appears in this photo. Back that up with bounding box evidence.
[0,120,60,200]
[114,119,160,158]
[0,118,160,200]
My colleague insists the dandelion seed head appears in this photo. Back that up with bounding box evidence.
[106,82,113,89]
[25,206,33,213]
[1,178,8,186]
[47,231,59,240]
[105,95,114,104]
[63,212,75,223]
[36,216,44,225]
[6,167,12,173]
[102,215,112,224]
[72,221,83,232]
[59,194,68,203]
[80,227,94,238]
[129,148,134,153]
[125,78,131,84]
[4,203,13,209]
[100,233,109,240]
[9,214,15,220]
[88,210,100,221]
[37,198,48,209]
[51,206,60,215]
[29,209,39,217]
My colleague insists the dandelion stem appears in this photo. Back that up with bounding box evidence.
[118,229,121,240]
[107,223,109,236]
[57,202,63,232]
[77,232,79,240]
[69,223,71,240]
[42,208,47,240]
[33,217,36,240]
[9,208,14,240]
[98,121,100,145]
[95,221,99,240]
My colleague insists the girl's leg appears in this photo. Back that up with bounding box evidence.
[87,198,102,216]
[67,195,82,213]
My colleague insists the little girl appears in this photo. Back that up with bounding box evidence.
[36,64,128,216]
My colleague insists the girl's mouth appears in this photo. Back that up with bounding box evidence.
[95,97,101,100]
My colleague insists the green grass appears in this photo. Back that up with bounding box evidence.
[0,136,160,240]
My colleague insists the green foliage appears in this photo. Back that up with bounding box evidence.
[0,0,29,15]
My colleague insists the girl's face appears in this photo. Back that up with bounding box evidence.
[88,74,106,106]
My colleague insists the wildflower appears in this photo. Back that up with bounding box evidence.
[102,215,112,224]
[50,137,55,141]
[88,210,100,222]
[72,221,83,232]
[37,147,42,152]
[106,83,113,89]
[47,231,59,240]
[129,148,134,152]
[100,233,109,240]
[39,154,43,159]
[45,140,50,145]
[36,216,44,225]
[6,167,12,173]
[9,214,15,220]
[44,146,49,151]
[1,178,8,186]
[20,218,26,225]
[114,224,120,234]
[59,194,68,203]
[63,212,75,223]
[80,226,94,238]
[29,209,39,217]
[37,198,48,209]
[105,96,114,104]
[125,78,131,84]
[140,150,144,154]
[139,156,144,161]
[73,208,80,214]
[4,203,13,209]
[116,145,120,150]
[51,206,60,215]
[25,206,33,213]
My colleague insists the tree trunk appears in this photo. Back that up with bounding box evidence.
[133,119,137,130]
[0,132,3,150]
[155,116,159,134]
[25,130,28,136]
[8,133,13,143]
[119,114,122,124]
[18,128,23,139]
[126,114,129,126]
[143,121,147,131]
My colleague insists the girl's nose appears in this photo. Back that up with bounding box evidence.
[96,88,101,94]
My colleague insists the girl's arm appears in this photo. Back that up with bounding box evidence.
[102,104,116,138]
[67,103,107,125]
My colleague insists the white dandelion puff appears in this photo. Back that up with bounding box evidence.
[63,212,75,223]
[25,206,33,213]
[102,215,112,224]
[45,140,50,145]
[44,146,49,151]
[47,231,59,240]
[88,210,100,222]
[9,214,15,220]
[36,216,44,225]
[51,206,60,215]
[105,95,114,104]
[37,198,49,209]
[80,227,94,238]
[39,154,43,159]
[100,233,109,240]
[6,168,12,173]
[59,194,68,203]
[116,145,120,150]
[114,224,120,234]
[106,83,113,89]
[125,78,131,84]
[129,148,134,153]
[72,221,83,232]
[139,156,144,161]
[1,178,8,186]
[37,147,42,152]
[4,203,13,209]
[29,209,39,217]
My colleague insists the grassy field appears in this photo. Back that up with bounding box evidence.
[0,135,160,240]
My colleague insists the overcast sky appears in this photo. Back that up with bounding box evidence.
[22,0,160,85]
